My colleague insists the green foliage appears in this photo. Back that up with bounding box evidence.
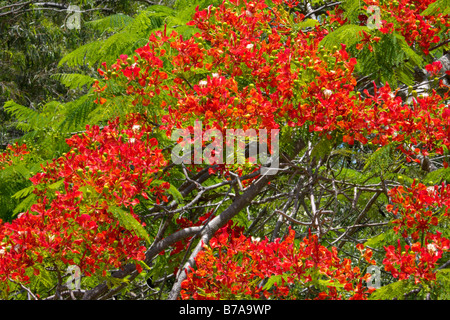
[58,6,176,68]
[320,24,369,49]
[335,167,367,184]
[364,228,397,248]
[51,73,95,90]
[322,2,430,87]
[311,136,334,159]
[340,0,362,22]
[295,18,320,30]
[57,93,98,132]
[4,100,70,159]
[263,274,289,291]
[354,33,422,87]
[0,162,34,221]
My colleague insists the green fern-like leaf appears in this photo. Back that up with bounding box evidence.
[341,0,362,21]
[85,13,134,32]
[393,61,415,87]
[58,40,105,68]
[58,94,98,132]
[87,94,135,125]
[12,185,36,200]
[393,33,424,67]
[369,280,418,300]
[363,143,394,174]
[311,136,333,159]
[58,7,176,68]
[13,193,37,216]
[3,101,50,132]
[421,0,450,15]
[0,163,31,181]
[295,18,320,30]
[335,167,368,184]
[435,269,450,299]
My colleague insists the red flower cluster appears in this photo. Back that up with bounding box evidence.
[181,223,375,300]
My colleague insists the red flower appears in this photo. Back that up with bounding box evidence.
[425,61,443,76]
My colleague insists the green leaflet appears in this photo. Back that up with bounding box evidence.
[85,13,135,32]
[52,0,213,138]
[318,279,345,289]
[341,0,362,21]
[12,185,36,200]
[421,0,450,15]
[24,264,55,295]
[57,40,105,68]
[87,94,135,126]
[295,19,320,30]
[0,164,32,180]
[47,179,64,190]
[392,33,424,67]
[335,167,368,184]
[319,24,370,50]
[12,180,63,216]
[435,269,450,299]
[58,6,176,68]
[58,94,98,132]
[393,62,415,87]
[13,193,37,216]
[364,233,385,247]
[424,168,450,184]
[311,136,333,159]
[262,274,289,291]
[109,206,150,244]
[363,143,394,174]
[368,280,418,300]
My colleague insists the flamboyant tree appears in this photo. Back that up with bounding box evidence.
[0,0,449,300]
